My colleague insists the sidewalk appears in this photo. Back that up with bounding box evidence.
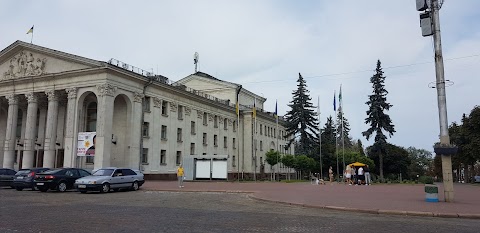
[142,181,480,219]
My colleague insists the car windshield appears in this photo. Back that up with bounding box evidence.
[92,169,114,176]
[41,169,62,174]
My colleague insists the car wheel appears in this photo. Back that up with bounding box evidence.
[57,182,67,192]
[15,187,23,191]
[39,187,48,192]
[131,181,139,191]
[100,183,110,193]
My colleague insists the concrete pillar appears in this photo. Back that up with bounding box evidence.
[63,88,77,168]
[94,83,116,170]
[43,90,59,168]
[3,95,19,169]
[22,92,38,169]
[130,93,143,170]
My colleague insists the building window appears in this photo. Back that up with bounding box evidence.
[203,133,207,145]
[202,153,207,155]
[177,128,182,142]
[233,121,236,132]
[190,143,195,155]
[142,148,149,164]
[86,156,94,164]
[203,112,208,125]
[161,101,168,116]
[214,116,218,128]
[265,126,267,136]
[178,105,183,120]
[16,109,23,138]
[143,97,150,112]
[224,136,227,148]
[160,150,167,165]
[233,138,236,149]
[260,124,263,135]
[142,122,149,137]
[224,119,228,130]
[161,125,167,140]
[191,121,196,135]
[214,135,218,147]
[232,155,236,167]
[274,128,276,138]
[260,141,263,151]
[260,156,263,165]
[176,151,182,165]
[86,102,97,132]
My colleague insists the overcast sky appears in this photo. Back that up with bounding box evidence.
[1,0,479,152]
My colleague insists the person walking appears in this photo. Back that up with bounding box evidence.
[329,166,334,183]
[364,165,371,185]
[177,164,185,188]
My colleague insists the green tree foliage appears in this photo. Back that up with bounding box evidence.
[336,111,352,148]
[284,73,319,156]
[281,154,295,179]
[265,150,281,168]
[366,143,409,178]
[294,155,316,175]
[362,60,396,181]
[447,106,480,180]
[405,147,433,179]
[356,139,365,156]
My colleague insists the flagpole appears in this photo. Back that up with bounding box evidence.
[334,91,339,183]
[340,85,346,180]
[31,30,33,44]
[318,96,322,180]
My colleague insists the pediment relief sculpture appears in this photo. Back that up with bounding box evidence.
[153,97,162,108]
[3,51,47,80]
[197,110,203,119]
[185,106,191,116]
[170,102,177,112]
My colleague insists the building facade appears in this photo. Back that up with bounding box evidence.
[0,41,293,179]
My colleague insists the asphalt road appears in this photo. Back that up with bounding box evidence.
[0,187,478,233]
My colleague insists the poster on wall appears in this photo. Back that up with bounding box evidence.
[77,132,96,156]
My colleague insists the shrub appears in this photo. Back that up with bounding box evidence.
[418,176,434,184]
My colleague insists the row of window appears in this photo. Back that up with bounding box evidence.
[143,97,237,131]
[140,148,238,167]
[142,121,237,139]
[258,123,286,140]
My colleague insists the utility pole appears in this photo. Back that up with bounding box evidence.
[417,0,456,202]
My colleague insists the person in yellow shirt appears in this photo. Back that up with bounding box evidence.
[177,164,184,188]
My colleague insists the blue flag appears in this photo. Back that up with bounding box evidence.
[333,90,336,111]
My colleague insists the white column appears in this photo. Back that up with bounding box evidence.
[130,93,143,169]
[43,90,59,168]
[94,83,116,170]
[63,88,77,168]
[22,92,38,169]
[3,95,19,169]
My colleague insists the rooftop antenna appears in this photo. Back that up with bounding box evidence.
[194,52,199,73]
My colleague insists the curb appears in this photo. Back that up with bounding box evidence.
[143,188,253,194]
[248,194,480,220]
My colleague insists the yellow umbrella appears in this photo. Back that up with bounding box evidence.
[349,162,366,167]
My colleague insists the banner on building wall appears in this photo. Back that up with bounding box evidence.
[77,132,96,156]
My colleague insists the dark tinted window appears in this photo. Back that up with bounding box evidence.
[0,169,5,175]
[122,169,136,176]
[15,170,31,175]
[93,169,114,176]
[78,169,91,177]
[8,170,17,175]
[65,169,79,177]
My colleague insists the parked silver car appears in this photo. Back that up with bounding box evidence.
[74,167,145,193]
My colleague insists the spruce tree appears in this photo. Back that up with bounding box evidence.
[284,73,319,156]
[362,60,396,182]
[336,111,352,148]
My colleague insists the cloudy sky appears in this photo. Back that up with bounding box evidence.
[1,0,479,152]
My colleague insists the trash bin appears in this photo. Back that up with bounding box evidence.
[425,184,438,202]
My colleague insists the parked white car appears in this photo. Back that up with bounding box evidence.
[74,167,145,193]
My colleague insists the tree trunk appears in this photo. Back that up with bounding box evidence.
[379,153,384,182]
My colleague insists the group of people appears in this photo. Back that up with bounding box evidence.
[345,165,371,185]
[328,165,372,185]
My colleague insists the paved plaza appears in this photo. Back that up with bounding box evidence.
[143,181,480,218]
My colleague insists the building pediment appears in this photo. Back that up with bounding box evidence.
[0,41,103,81]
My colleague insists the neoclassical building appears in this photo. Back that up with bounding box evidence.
[0,41,293,179]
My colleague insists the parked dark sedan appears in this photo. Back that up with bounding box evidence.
[34,168,92,192]
[13,168,50,191]
[0,168,17,188]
